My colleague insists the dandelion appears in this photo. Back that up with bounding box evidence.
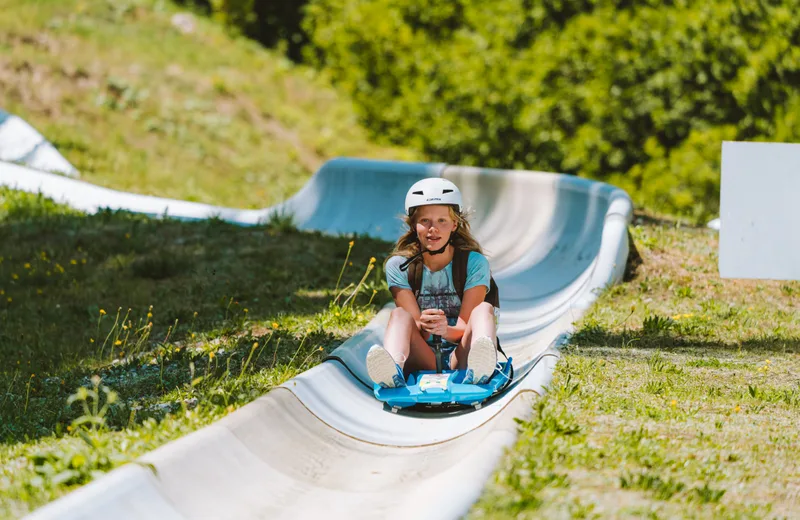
[670,400,677,407]
[90,338,95,343]
[272,322,279,328]
[147,312,152,318]
[0,290,4,295]
[6,297,11,303]
[370,257,376,264]
[349,262,353,266]
[122,325,128,331]
[734,405,741,413]
[193,311,198,318]
[335,312,340,317]
[70,259,77,265]
[357,314,363,319]
[100,309,106,315]
[349,240,354,247]
[114,340,122,346]
[318,347,323,351]
[191,333,195,338]
[67,425,72,432]
[24,263,31,269]
[12,274,18,280]
[209,352,215,360]
[766,359,772,364]
[147,322,152,328]
[243,308,248,313]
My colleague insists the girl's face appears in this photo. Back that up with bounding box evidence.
[415,205,457,250]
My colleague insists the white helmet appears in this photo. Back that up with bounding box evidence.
[404,178,462,215]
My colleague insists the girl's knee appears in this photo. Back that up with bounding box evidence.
[469,302,494,321]
[390,306,413,322]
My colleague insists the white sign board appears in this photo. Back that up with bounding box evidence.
[719,141,800,280]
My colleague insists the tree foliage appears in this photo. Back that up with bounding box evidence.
[302,0,800,221]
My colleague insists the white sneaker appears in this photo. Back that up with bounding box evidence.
[366,345,406,389]
[463,336,497,385]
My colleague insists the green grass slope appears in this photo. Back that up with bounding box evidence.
[0,0,418,208]
[0,189,394,517]
[474,216,800,519]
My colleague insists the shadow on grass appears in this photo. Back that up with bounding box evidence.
[569,321,800,357]
[0,194,394,443]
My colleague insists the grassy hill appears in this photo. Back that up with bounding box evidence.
[0,0,417,208]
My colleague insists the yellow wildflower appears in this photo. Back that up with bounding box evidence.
[70,259,77,265]
[670,400,677,407]
[12,274,18,280]
[81,259,87,264]
[90,338,94,343]
[244,308,249,313]
[6,297,11,303]
[349,240,354,247]
[125,233,131,239]
[0,290,4,295]
[272,322,279,328]
[209,352,215,360]
[370,257,376,264]
[734,405,741,413]
[24,263,31,269]
[114,340,122,346]
[100,309,106,315]
[36,289,42,295]
[147,312,152,318]
[766,359,772,364]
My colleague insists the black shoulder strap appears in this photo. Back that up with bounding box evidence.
[407,259,423,299]
[452,248,468,300]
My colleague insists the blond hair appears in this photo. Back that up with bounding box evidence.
[388,205,483,261]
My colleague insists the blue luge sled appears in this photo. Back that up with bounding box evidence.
[373,359,513,412]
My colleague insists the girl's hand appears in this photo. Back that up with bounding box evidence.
[420,309,447,336]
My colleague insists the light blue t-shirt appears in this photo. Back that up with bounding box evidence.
[385,251,491,327]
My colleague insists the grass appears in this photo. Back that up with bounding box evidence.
[472,213,800,519]
[0,188,394,517]
[0,0,418,208]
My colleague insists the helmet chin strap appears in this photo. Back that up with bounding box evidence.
[399,236,453,272]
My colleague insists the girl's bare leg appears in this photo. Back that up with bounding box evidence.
[384,307,436,374]
[451,302,496,369]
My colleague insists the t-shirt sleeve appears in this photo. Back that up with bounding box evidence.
[464,252,491,291]
[385,255,412,290]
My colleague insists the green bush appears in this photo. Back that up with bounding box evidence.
[303,0,800,222]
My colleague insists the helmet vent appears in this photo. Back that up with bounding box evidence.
[442,189,453,194]
[412,190,424,195]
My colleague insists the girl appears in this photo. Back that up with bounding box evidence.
[366,178,498,389]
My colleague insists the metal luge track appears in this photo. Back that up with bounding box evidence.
[0,157,632,520]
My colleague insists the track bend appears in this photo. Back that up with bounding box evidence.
[0,157,633,519]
